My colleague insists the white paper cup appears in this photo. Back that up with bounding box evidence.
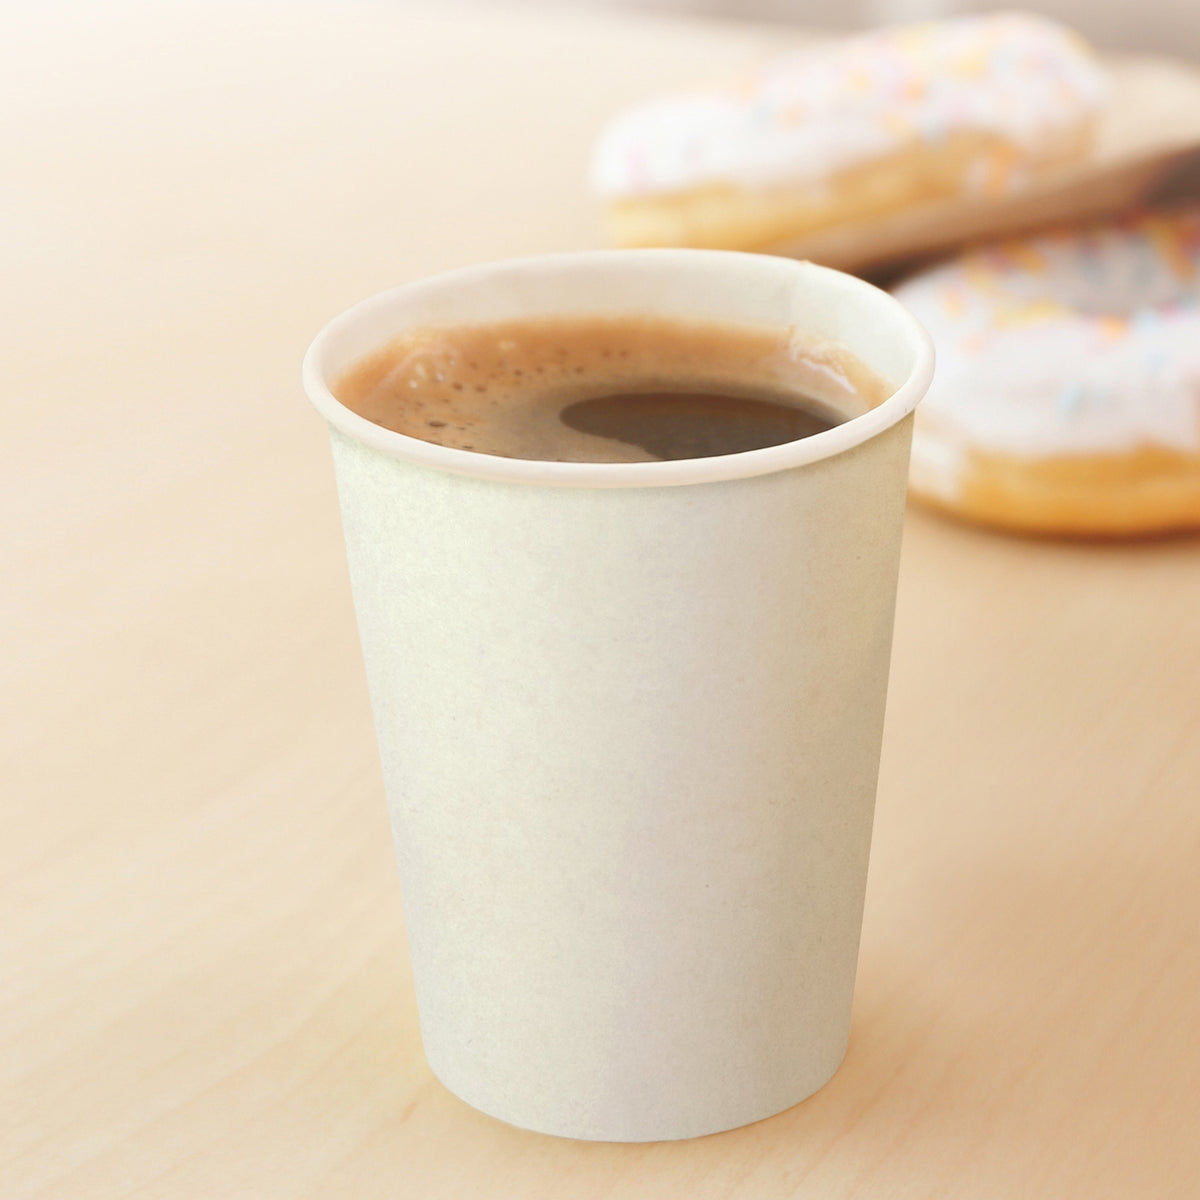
[303,250,933,1142]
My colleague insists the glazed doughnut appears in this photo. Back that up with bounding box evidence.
[893,208,1200,536]
[589,13,1108,252]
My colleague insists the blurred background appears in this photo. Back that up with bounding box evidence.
[519,0,1200,57]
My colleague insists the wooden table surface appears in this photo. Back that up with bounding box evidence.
[4,3,1199,1196]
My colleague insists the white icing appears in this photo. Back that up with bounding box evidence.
[893,210,1200,469]
[590,13,1108,198]
[909,429,968,501]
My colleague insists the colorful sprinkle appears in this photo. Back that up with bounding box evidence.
[1056,383,1083,414]
[941,287,967,318]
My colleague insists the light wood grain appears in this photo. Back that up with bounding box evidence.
[3,3,1199,1196]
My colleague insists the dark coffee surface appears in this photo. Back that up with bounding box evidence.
[332,314,887,463]
[559,391,837,460]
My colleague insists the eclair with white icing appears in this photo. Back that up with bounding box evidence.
[589,12,1109,252]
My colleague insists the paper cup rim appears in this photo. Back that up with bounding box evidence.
[302,250,934,489]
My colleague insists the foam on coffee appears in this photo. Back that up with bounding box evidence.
[332,314,890,463]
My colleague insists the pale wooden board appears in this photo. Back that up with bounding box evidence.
[3,3,1199,1197]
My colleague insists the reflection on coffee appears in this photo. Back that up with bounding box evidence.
[332,314,889,463]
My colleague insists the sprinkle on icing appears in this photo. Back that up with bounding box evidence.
[893,208,1200,461]
[590,13,1108,197]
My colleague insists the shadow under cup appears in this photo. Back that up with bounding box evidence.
[303,250,933,1142]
